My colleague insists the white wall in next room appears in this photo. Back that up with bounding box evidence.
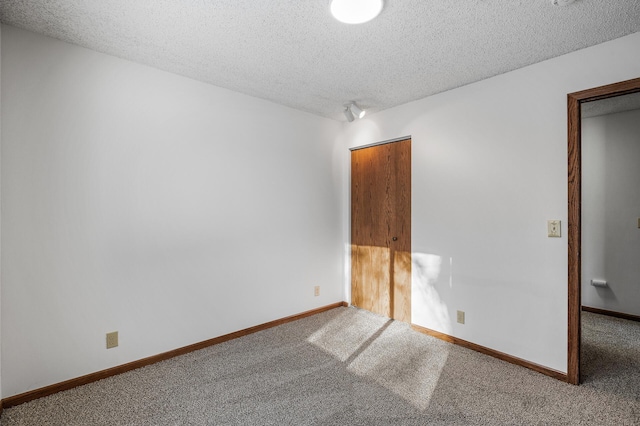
[582,108,640,316]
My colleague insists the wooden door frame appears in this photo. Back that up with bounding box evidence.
[567,77,640,385]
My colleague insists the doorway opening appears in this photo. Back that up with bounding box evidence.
[567,77,640,385]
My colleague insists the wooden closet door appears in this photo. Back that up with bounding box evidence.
[351,139,411,322]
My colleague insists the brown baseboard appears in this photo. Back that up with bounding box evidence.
[1,301,348,409]
[411,324,568,382]
[582,305,640,322]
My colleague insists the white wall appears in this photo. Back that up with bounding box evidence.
[339,32,640,373]
[582,109,640,315]
[1,25,343,398]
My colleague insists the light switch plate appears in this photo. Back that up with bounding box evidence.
[548,220,561,238]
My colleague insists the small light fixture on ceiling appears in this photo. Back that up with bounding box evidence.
[551,0,575,5]
[350,102,365,119]
[343,102,366,122]
[343,106,355,122]
[330,0,384,24]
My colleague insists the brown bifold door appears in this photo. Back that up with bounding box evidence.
[351,138,411,323]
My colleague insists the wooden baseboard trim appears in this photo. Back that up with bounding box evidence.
[582,305,640,322]
[411,324,568,382]
[1,302,348,409]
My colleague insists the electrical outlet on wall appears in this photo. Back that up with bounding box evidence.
[457,310,465,324]
[106,331,118,349]
[314,286,320,297]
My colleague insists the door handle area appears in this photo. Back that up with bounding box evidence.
[392,237,398,241]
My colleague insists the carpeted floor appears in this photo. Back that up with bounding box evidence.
[2,307,639,425]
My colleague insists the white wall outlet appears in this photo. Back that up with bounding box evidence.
[457,310,465,324]
[314,286,320,297]
[106,331,118,349]
[547,220,561,238]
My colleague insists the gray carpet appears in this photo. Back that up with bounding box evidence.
[2,307,639,425]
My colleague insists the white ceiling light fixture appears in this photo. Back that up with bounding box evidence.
[330,0,384,24]
[349,102,366,119]
[343,102,366,122]
[343,106,355,122]
[552,0,575,6]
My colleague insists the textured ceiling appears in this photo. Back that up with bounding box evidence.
[1,1,640,121]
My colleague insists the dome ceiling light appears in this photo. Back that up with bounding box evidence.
[330,0,384,24]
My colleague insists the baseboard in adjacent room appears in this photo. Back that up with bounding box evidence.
[411,324,568,382]
[582,306,640,322]
[1,301,348,409]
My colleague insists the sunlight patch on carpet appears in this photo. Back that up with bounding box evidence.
[308,307,449,410]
